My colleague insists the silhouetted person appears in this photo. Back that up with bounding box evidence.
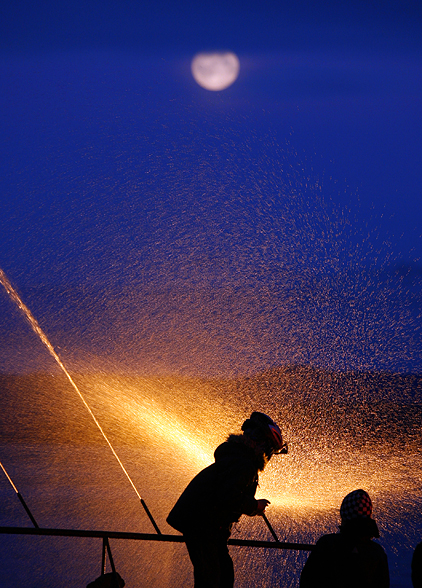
[300,489,389,588]
[166,411,288,588]
[412,542,422,588]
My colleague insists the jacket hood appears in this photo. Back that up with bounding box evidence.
[215,434,267,471]
[340,516,380,539]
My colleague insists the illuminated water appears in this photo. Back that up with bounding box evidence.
[0,371,421,587]
[0,271,421,584]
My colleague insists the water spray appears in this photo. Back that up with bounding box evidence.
[0,459,39,528]
[0,268,161,534]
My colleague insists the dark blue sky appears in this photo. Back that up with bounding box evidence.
[2,1,422,54]
[0,1,421,375]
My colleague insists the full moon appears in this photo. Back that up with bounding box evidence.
[191,52,240,91]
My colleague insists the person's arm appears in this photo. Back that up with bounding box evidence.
[215,459,259,517]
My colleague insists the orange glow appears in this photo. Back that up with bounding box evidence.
[84,375,422,521]
[120,394,213,468]
[258,445,421,518]
[1,261,419,524]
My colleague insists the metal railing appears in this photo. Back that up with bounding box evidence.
[0,525,314,551]
[0,526,313,586]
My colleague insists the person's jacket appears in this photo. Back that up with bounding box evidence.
[166,435,261,534]
[300,520,390,588]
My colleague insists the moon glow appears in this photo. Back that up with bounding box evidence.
[191,52,240,91]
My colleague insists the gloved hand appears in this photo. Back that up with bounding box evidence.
[256,499,270,515]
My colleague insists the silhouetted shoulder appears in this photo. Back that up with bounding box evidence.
[300,533,389,588]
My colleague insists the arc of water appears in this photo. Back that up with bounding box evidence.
[0,269,161,534]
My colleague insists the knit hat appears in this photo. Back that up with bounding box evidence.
[340,489,373,521]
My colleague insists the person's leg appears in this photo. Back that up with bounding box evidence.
[184,531,234,588]
[217,537,234,588]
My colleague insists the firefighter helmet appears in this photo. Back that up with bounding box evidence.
[241,411,288,455]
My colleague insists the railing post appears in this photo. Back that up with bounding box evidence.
[102,536,107,575]
[106,537,116,573]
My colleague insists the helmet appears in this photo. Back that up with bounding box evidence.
[241,412,288,455]
[340,489,373,521]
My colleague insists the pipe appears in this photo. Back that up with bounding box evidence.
[262,513,280,543]
[0,460,39,528]
[0,525,314,550]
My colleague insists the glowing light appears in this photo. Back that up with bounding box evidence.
[120,393,213,469]
[191,52,240,91]
[91,376,219,470]
[78,374,422,527]
[258,446,422,518]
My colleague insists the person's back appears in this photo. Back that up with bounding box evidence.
[300,489,389,588]
[166,434,261,534]
[300,527,389,588]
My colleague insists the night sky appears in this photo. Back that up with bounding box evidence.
[0,1,421,376]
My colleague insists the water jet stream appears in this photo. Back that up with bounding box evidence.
[0,268,161,534]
